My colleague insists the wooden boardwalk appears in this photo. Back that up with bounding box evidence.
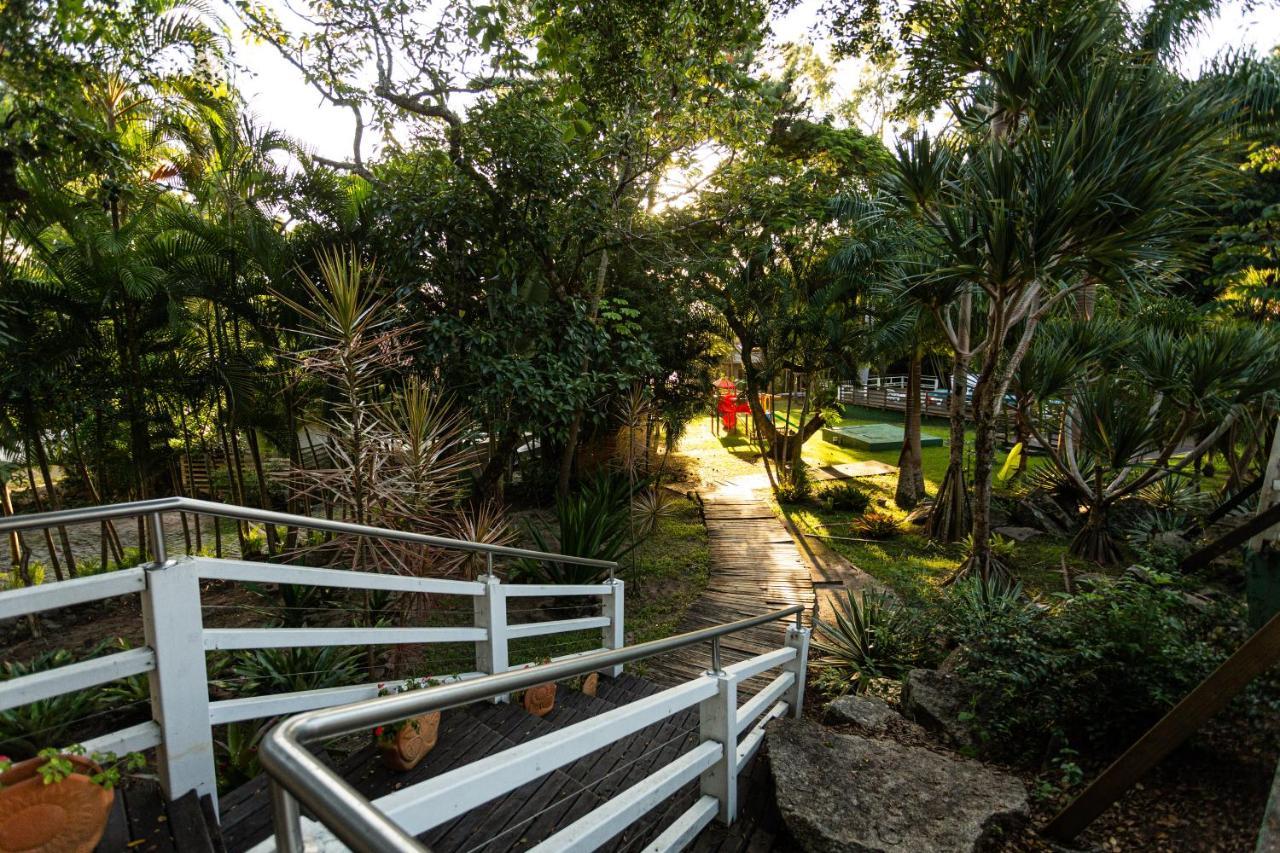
[644,476,814,693]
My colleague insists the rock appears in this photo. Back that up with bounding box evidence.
[936,647,966,674]
[1123,565,1154,583]
[1015,493,1074,536]
[767,718,1028,853]
[993,525,1041,542]
[903,503,933,526]
[900,669,975,749]
[825,694,900,734]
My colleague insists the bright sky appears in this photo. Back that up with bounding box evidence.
[229,0,1280,164]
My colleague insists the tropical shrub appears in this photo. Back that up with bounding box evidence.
[518,470,643,584]
[820,482,871,514]
[854,512,901,540]
[950,575,1219,761]
[939,574,1036,642]
[227,646,364,694]
[215,720,269,790]
[0,649,98,758]
[775,460,813,504]
[632,487,679,538]
[814,589,919,695]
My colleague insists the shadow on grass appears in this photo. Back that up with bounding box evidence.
[718,431,762,463]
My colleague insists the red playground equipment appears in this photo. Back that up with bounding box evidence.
[712,378,752,434]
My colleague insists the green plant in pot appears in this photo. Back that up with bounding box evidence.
[0,745,144,853]
[374,678,444,772]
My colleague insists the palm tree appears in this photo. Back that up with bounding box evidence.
[890,9,1231,577]
[1020,320,1280,563]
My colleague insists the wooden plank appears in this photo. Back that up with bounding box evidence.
[1257,760,1280,852]
[1177,500,1280,572]
[96,787,130,852]
[166,790,216,853]
[124,781,176,853]
[1044,608,1280,841]
[199,794,227,853]
[1185,477,1262,538]
[0,567,145,620]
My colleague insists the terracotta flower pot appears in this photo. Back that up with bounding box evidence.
[378,712,441,772]
[0,755,113,853]
[523,682,557,717]
[581,672,599,698]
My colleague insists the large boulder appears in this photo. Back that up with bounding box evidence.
[900,669,975,750]
[825,694,900,734]
[767,718,1028,853]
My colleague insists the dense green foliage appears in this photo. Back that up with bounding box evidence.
[944,576,1224,761]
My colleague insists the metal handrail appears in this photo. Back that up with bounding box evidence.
[0,496,618,570]
[259,604,806,853]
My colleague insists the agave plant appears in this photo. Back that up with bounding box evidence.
[518,470,642,585]
[1016,320,1280,564]
[813,589,917,695]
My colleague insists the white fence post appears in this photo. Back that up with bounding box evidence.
[602,578,624,678]
[698,642,738,824]
[142,550,217,806]
[782,620,811,719]
[473,573,509,701]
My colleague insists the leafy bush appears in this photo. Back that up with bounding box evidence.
[215,720,269,790]
[245,581,347,628]
[820,483,871,514]
[854,512,901,540]
[1137,475,1212,516]
[1124,511,1192,570]
[948,575,1219,761]
[632,487,678,538]
[775,461,813,504]
[518,470,642,584]
[940,574,1036,642]
[814,589,919,695]
[227,646,364,694]
[960,533,1018,566]
[1,649,98,758]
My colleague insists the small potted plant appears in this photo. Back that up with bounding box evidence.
[0,745,144,853]
[522,659,557,717]
[375,678,443,772]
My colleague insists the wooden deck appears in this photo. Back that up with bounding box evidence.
[95,672,783,852]
[93,785,224,852]
[95,479,808,853]
[644,477,815,694]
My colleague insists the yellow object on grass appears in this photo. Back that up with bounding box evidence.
[998,442,1023,481]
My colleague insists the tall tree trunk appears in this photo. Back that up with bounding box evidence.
[177,404,203,553]
[895,349,926,508]
[23,453,64,582]
[557,248,611,498]
[199,430,224,558]
[926,346,972,541]
[245,428,278,554]
[1,476,22,569]
[476,426,521,503]
[31,428,77,576]
[967,350,1002,577]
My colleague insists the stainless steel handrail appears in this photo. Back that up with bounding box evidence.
[259,604,806,853]
[0,496,618,570]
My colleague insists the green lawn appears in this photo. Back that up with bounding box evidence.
[757,405,1085,599]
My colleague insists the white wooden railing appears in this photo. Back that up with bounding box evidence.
[0,498,624,814]
[259,607,809,853]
